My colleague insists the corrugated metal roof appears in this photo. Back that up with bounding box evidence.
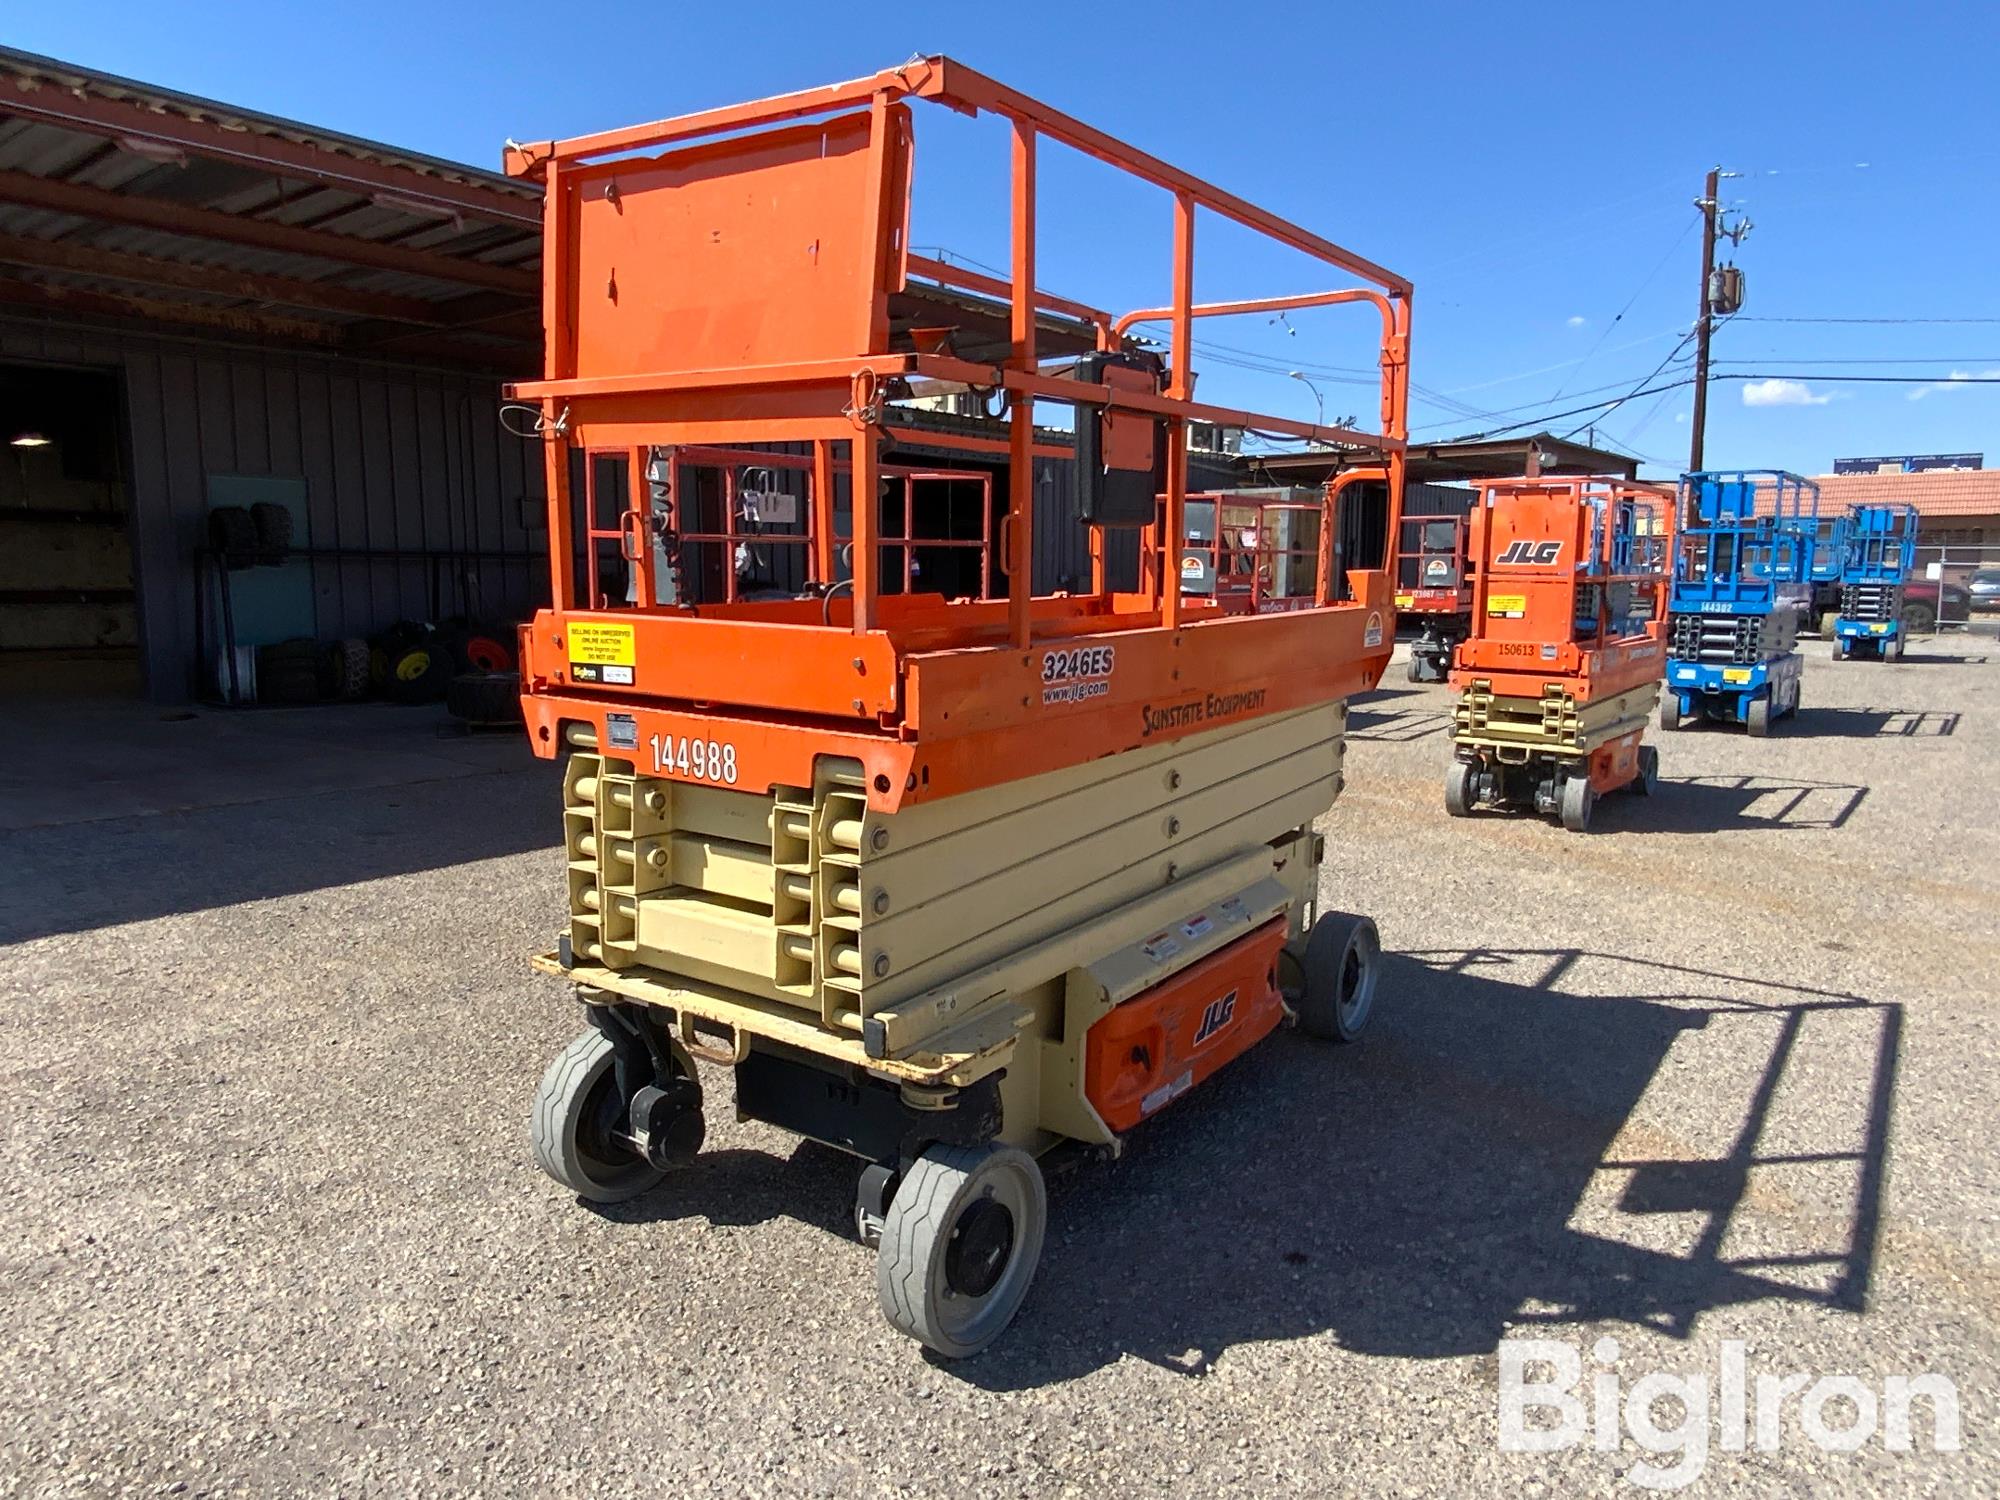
[1754,470,2000,519]
[0,50,542,369]
[0,45,534,203]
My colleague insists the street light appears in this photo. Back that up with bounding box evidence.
[1287,370,1324,429]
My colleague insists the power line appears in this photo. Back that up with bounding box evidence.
[1549,211,1701,404]
[1733,316,2000,325]
[1448,368,2000,446]
[1563,323,1706,441]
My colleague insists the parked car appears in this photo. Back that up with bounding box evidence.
[1968,567,2000,613]
[1896,577,1972,632]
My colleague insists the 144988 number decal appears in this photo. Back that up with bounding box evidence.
[648,734,738,784]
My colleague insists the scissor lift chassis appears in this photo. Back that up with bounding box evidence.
[1448,680,1660,826]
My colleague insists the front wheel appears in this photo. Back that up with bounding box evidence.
[1444,759,1476,817]
[1659,694,1681,731]
[1746,695,1772,737]
[530,1029,670,1204]
[877,1143,1047,1358]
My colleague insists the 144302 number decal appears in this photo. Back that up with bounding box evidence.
[648,734,738,785]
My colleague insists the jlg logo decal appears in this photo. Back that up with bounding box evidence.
[1497,540,1564,565]
[1193,988,1239,1045]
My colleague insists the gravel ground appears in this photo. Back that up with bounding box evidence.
[2,639,1994,1497]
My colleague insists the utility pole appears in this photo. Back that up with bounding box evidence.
[1688,166,1720,474]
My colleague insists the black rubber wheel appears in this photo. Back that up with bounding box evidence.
[447,670,523,724]
[876,1143,1046,1358]
[1559,774,1595,832]
[1659,694,1681,731]
[207,506,257,568]
[529,1029,668,1204]
[1297,911,1381,1043]
[1406,656,1422,684]
[1746,695,1771,738]
[1901,603,1935,634]
[250,501,293,562]
[1633,744,1660,796]
[1816,609,1839,638]
[334,638,370,699]
[254,646,321,705]
[1444,759,1476,817]
[383,640,449,704]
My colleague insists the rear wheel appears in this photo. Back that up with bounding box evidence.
[1297,911,1381,1042]
[1633,745,1659,796]
[1746,695,1771,737]
[1901,602,1936,634]
[1659,694,1681,731]
[1444,759,1476,818]
[1559,775,1594,832]
[877,1143,1046,1358]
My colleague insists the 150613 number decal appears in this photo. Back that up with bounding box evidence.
[648,734,738,785]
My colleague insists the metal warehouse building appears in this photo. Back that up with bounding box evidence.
[0,49,1254,706]
[0,47,549,702]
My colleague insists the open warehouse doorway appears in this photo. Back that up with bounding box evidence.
[0,360,139,696]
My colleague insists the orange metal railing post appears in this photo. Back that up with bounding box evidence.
[811,440,836,588]
[1007,119,1038,649]
[1162,191,1195,630]
[852,428,880,632]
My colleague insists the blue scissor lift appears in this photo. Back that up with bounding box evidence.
[1832,504,1917,661]
[1662,470,1818,737]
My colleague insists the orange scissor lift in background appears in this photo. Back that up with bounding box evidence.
[501,58,1410,1355]
[1445,477,1674,832]
[1394,511,1475,681]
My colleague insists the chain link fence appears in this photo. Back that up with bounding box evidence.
[1909,541,2000,635]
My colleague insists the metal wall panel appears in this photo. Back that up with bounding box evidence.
[0,312,546,699]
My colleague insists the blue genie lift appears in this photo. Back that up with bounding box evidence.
[1832,504,1917,661]
[1661,470,1818,737]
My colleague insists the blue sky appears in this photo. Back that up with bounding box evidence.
[11,1,1999,478]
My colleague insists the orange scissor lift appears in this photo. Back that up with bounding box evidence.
[1394,511,1475,681]
[1445,477,1674,832]
[502,58,1411,1355]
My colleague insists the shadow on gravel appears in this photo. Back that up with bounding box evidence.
[0,762,562,944]
[953,949,1900,1390]
[1347,707,1452,743]
[585,1145,855,1239]
[1790,706,1959,738]
[1616,774,1869,834]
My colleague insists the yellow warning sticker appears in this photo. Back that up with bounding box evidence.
[1394,593,1414,609]
[1486,593,1527,617]
[1722,668,1751,683]
[569,622,636,667]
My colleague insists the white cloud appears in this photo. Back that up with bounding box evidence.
[1566,315,1588,328]
[1674,411,1688,423]
[1908,368,2000,401]
[1742,378,1831,408]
